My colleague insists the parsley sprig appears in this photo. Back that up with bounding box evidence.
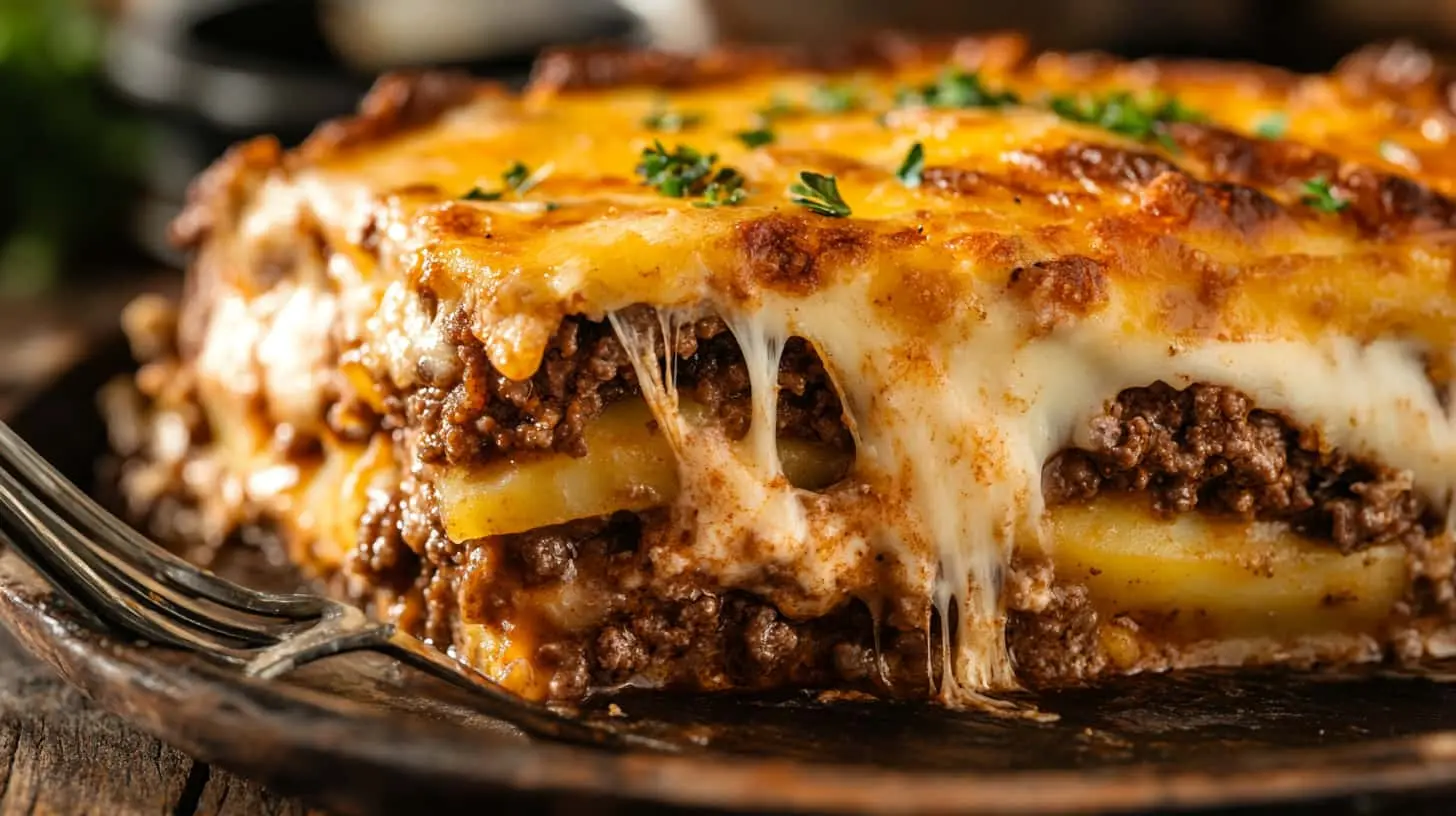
[808,83,861,113]
[642,108,704,132]
[736,128,775,148]
[1253,111,1288,140]
[699,169,748,207]
[754,94,798,125]
[464,161,537,201]
[1049,92,1204,150]
[788,171,851,217]
[636,141,748,207]
[896,142,925,187]
[1300,177,1348,213]
[897,69,1020,109]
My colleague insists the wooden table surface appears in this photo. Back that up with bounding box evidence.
[0,629,313,815]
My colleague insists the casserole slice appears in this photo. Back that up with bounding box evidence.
[107,35,1456,704]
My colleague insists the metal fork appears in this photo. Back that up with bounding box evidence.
[0,419,649,749]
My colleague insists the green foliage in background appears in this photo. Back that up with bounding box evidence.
[0,0,144,293]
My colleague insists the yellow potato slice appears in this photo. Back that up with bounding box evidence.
[1047,498,1408,641]
[437,400,679,540]
[436,398,853,540]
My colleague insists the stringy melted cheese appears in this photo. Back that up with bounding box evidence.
[600,281,1456,701]
[182,40,1456,702]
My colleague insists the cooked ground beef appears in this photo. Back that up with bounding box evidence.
[408,311,638,464]
[1004,557,1108,684]
[347,481,935,700]
[349,312,1440,701]
[403,308,854,467]
[1043,382,1433,552]
[534,587,934,700]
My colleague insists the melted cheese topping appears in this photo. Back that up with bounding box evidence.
[182,40,1456,702]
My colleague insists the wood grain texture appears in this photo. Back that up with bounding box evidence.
[0,613,314,815]
[193,768,317,816]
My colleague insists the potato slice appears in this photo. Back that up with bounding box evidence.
[437,398,854,540]
[437,400,678,540]
[1047,498,1408,640]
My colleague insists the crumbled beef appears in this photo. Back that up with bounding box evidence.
[1043,381,1432,552]
[540,640,592,699]
[411,313,637,464]
[513,527,581,585]
[741,605,800,670]
[407,309,854,466]
[353,486,414,585]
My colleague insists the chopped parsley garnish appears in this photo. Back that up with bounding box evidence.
[636,141,747,206]
[501,161,530,190]
[637,141,713,197]
[1253,112,1288,140]
[896,142,925,187]
[788,171,851,217]
[897,69,1019,109]
[1049,91,1204,150]
[695,168,749,208]
[1300,177,1348,213]
[642,108,704,132]
[463,160,536,200]
[752,94,798,126]
[808,83,861,113]
[736,128,775,148]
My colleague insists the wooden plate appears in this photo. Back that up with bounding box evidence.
[6,336,1456,814]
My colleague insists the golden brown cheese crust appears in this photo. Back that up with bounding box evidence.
[175,35,1456,249]
[176,36,1456,368]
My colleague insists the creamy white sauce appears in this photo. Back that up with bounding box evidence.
[364,280,460,389]
[256,283,339,431]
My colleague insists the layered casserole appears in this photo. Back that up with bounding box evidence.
[105,35,1456,705]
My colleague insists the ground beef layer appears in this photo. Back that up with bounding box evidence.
[342,315,1440,700]
[352,500,943,700]
[400,309,853,469]
[399,309,1431,554]
[1042,382,1433,553]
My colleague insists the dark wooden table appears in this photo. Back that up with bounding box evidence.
[0,628,313,815]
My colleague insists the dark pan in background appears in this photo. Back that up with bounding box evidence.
[100,0,1456,267]
[102,0,643,265]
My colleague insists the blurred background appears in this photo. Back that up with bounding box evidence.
[1,0,1455,410]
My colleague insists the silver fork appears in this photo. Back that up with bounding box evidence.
[0,419,650,749]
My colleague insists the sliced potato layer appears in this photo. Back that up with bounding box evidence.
[438,400,679,540]
[435,397,1412,654]
[437,398,853,541]
[1047,499,1407,641]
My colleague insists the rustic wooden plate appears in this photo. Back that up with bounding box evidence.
[6,336,1456,814]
